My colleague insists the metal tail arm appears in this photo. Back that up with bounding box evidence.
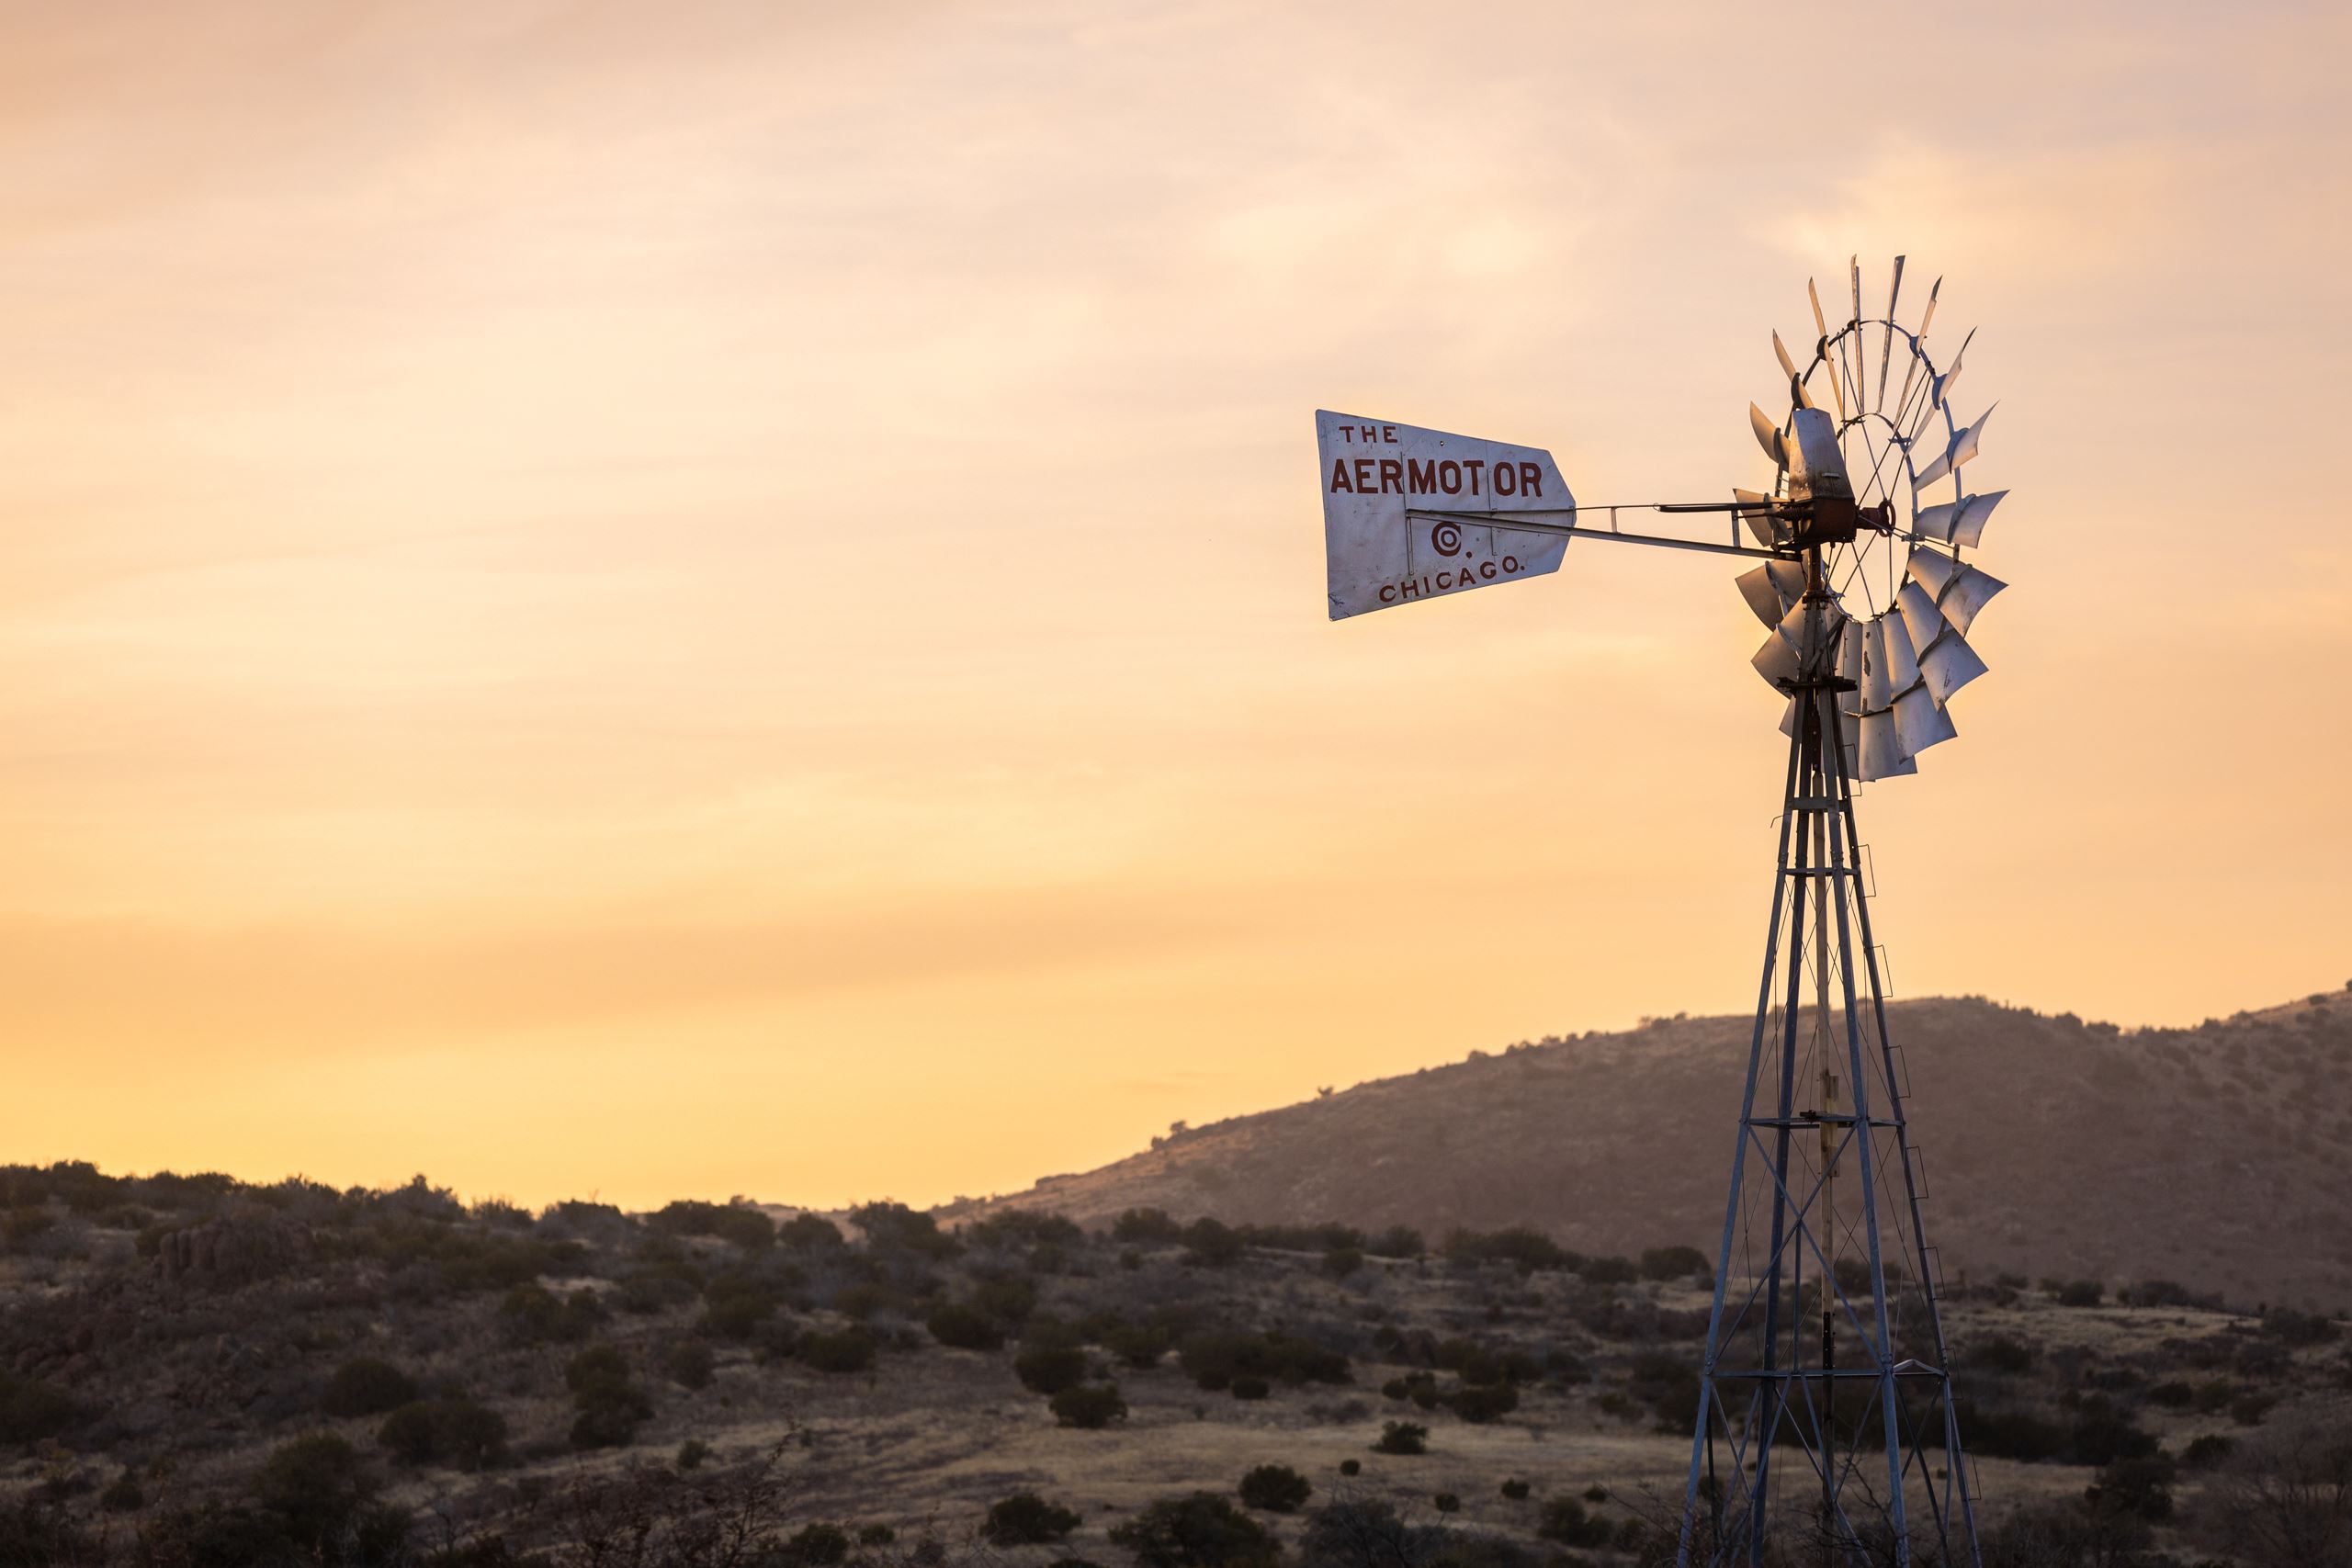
[1407,502,1793,560]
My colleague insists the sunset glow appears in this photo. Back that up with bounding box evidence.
[3,3,2346,1210]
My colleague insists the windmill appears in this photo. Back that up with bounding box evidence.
[1314,257,1998,1568]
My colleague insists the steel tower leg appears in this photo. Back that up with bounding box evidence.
[1679,585,1981,1568]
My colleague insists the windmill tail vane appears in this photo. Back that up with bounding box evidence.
[1313,257,2002,1568]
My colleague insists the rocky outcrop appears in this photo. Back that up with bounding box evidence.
[154,1210,313,1287]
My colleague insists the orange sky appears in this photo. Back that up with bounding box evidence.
[1,3,2346,1211]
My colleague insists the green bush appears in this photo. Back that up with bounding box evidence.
[1230,1376,1271,1401]
[1237,1464,1310,1513]
[1365,1225,1425,1259]
[571,1391,650,1451]
[1442,1227,1577,1272]
[1372,1422,1427,1455]
[1105,1324,1172,1367]
[1431,1493,1459,1514]
[1499,1479,1531,1501]
[849,1201,955,1258]
[928,1302,1006,1351]
[2260,1307,2340,1346]
[676,1438,711,1471]
[2069,1394,2159,1465]
[701,1273,784,1340]
[970,1211,1085,1251]
[1955,1399,2065,1461]
[2055,1280,2105,1308]
[2182,1433,2238,1468]
[1639,1246,1712,1281]
[666,1341,716,1390]
[1962,1335,2039,1374]
[251,1434,393,1557]
[1537,1498,1613,1549]
[985,1493,1082,1545]
[1050,1383,1127,1429]
[1447,1382,1520,1424]
[566,1346,652,1450]
[0,1371,77,1444]
[969,1271,1040,1325]
[797,1327,878,1375]
[1180,1330,1350,1392]
[322,1358,418,1419]
[1578,1255,1638,1286]
[1017,1345,1091,1394]
[649,1200,775,1249]
[1339,1460,1361,1477]
[831,1282,899,1321]
[377,1399,507,1471]
[1113,1208,1184,1245]
[778,1214,845,1250]
[1109,1493,1276,1568]
[2086,1455,2175,1522]
[1182,1219,1245,1268]
[779,1522,851,1567]
[500,1281,599,1345]
[99,1471,144,1514]
[1321,1247,1363,1279]
[1235,1222,1363,1252]
[617,1267,702,1314]
[567,1345,631,1393]
[377,1402,439,1465]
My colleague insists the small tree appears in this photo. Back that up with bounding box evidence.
[1372,1422,1428,1455]
[1238,1464,1311,1513]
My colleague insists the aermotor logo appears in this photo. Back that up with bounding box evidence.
[1428,520,1463,557]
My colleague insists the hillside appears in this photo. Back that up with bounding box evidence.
[944,989,2352,1311]
[4,1163,2341,1566]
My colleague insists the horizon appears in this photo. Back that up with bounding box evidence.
[2,4,2346,1214]
[18,980,2336,1215]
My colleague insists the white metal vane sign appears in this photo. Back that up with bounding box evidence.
[1315,409,1575,621]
